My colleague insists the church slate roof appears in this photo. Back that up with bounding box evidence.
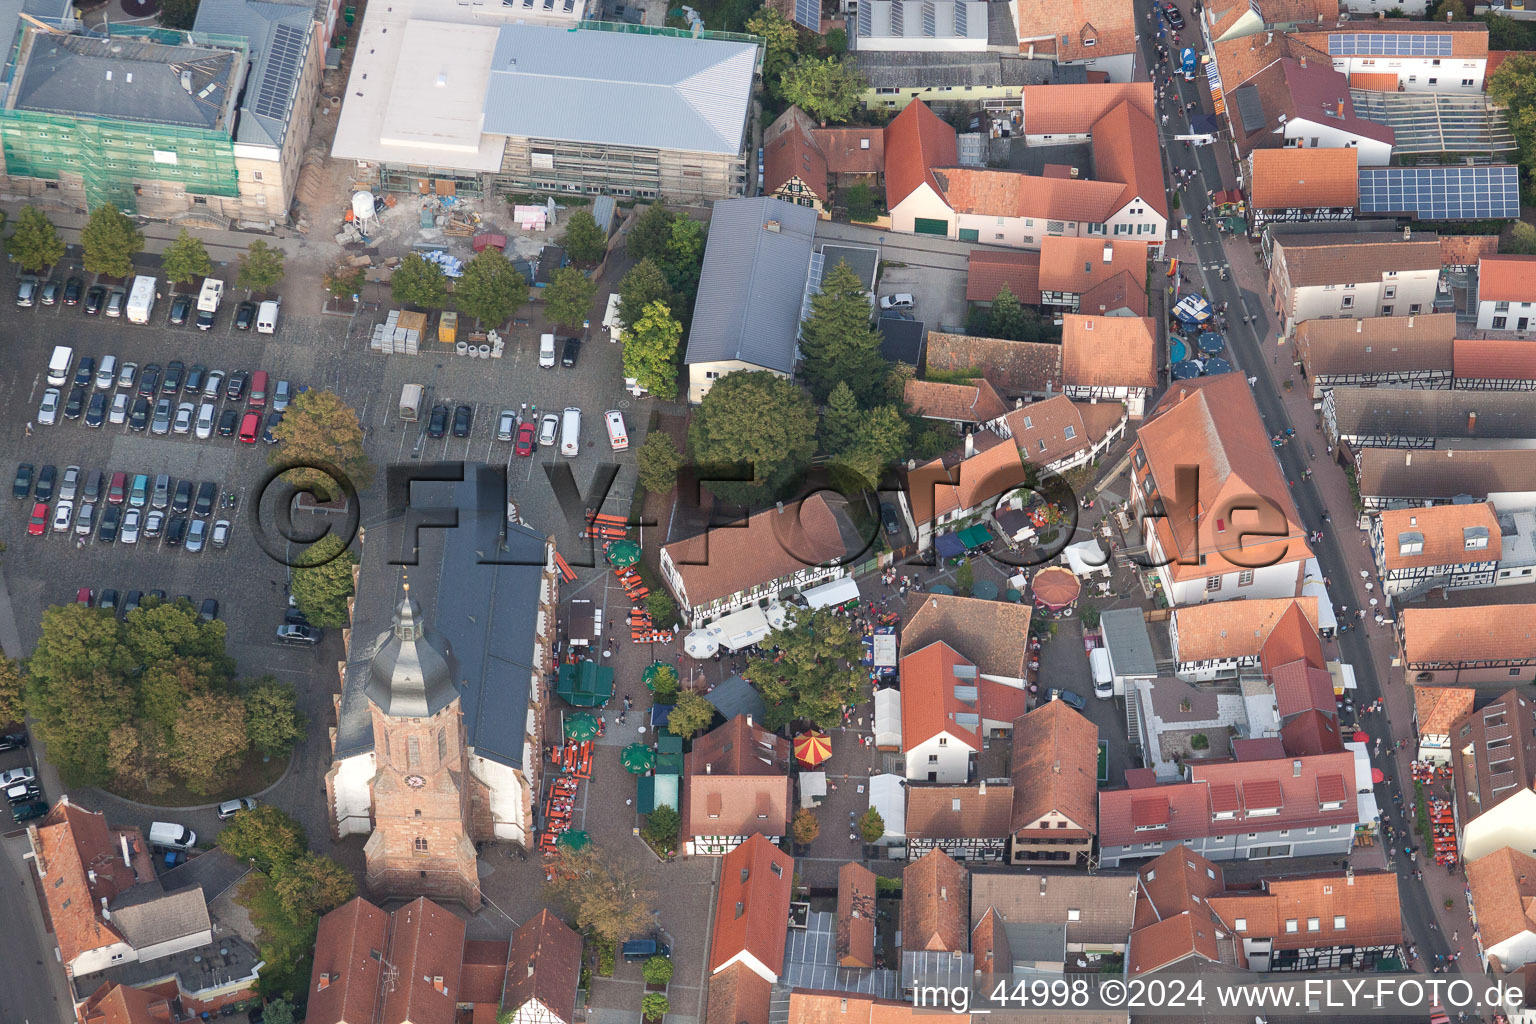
[365,592,457,718]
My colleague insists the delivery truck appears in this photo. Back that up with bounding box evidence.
[125,275,157,324]
[196,278,223,330]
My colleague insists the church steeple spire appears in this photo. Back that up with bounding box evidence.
[364,577,457,718]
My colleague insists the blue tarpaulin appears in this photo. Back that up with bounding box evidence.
[934,533,965,559]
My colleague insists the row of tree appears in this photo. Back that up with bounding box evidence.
[5,204,285,290]
[18,601,306,794]
[749,6,866,124]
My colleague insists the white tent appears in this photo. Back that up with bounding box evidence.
[802,575,860,610]
[1063,539,1112,578]
[682,602,790,658]
[1302,558,1338,636]
[874,687,902,750]
[868,773,906,848]
[800,771,827,809]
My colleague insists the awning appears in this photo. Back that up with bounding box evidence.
[1063,539,1111,578]
[934,533,966,559]
[868,773,906,840]
[799,771,827,809]
[682,602,788,658]
[958,523,993,550]
[1303,558,1338,633]
[803,575,860,610]
[874,688,902,750]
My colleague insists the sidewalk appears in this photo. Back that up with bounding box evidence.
[0,201,302,264]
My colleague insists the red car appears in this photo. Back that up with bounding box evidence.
[28,501,48,536]
[515,421,537,456]
[75,587,94,606]
[107,471,127,505]
[238,411,261,444]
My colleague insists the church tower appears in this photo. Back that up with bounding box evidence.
[361,584,481,906]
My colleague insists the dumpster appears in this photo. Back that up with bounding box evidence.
[438,311,458,344]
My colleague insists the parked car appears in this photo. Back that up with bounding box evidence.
[51,500,73,532]
[108,392,129,425]
[63,386,86,420]
[144,509,165,539]
[13,463,33,500]
[1163,2,1185,28]
[107,472,127,505]
[194,481,216,517]
[120,507,141,544]
[172,479,192,514]
[172,402,195,435]
[879,293,915,310]
[138,364,161,397]
[75,502,96,537]
[1046,687,1087,712]
[35,465,56,502]
[12,800,49,823]
[168,294,193,325]
[128,397,150,431]
[204,370,226,399]
[211,519,231,548]
[561,337,581,367]
[59,466,79,502]
[15,276,37,307]
[63,277,83,305]
[196,402,216,439]
[117,361,138,390]
[238,411,260,444]
[105,288,125,317]
[84,284,107,315]
[82,470,103,503]
[162,361,185,394]
[226,370,249,402]
[452,405,472,438]
[273,380,293,412]
[98,589,118,611]
[120,591,142,615]
[217,408,239,437]
[262,411,283,444]
[216,797,256,820]
[95,356,118,391]
[186,518,208,552]
[150,398,173,435]
[165,515,189,547]
[234,301,257,330]
[73,356,95,389]
[277,623,322,644]
[0,767,37,788]
[515,421,536,456]
[185,364,206,395]
[0,732,29,752]
[37,388,60,426]
[98,504,121,543]
[200,598,220,623]
[880,502,901,536]
[497,409,517,441]
[427,405,448,438]
[40,280,60,306]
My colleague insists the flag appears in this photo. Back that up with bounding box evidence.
[1167,258,1179,279]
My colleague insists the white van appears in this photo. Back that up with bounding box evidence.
[95,355,118,390]
[539,333,557,368]
[47,345,73,386]
[604,410,628,451]
[149,821,198,850]
[256,299,280,334]
[399,383,424,422]
[602,292,623,342]
[560,407,581,457]
[1090,646,1114,699]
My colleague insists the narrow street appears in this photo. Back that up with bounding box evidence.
[1141,1,1474,985]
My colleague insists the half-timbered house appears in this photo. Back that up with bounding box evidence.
[1371,503,1502,601]
[1294,314,1454,399]
[1399,605,1536,687]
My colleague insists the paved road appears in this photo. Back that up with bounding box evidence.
[0,834,74,1024]
[1142,0,1458,982]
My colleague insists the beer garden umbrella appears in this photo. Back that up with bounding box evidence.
[621,743,655,774]
[565,713,599,741]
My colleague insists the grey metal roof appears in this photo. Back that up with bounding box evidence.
[850,49,1076,90]
[819,244,879,293]
[782,910,898,997]
[364,593,458,718]
[482,24,756,156]
[0,0,72,80]
[704,674,767,724]
[334,467,551,771]
[683,197,817,374]
[159,850,252,904]
[110,889,211,949]
[15,34,237,129]
[193,0,315,147]
[876,316,926,366]
[1100,608,1158,677]
[854,1,989,44]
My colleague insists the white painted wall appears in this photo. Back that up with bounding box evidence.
[1285,269,1439,333]
[1325,55,1485,91]
[1486,930,1536,973]
[1343,0,1428,12]
[889,182,953,236]
[714,948,779,983]
[471,754,530,844]
[332,751,377,837]
[1476,298,1536,331]
[70,939,139,977]
[1166,557,1306,608]
[905,732,974,783]
[1462,790,1536,865]
[1280,122,1392,166]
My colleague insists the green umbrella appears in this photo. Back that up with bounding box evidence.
[556,830,590,852]
[621,742,655,774]
[606,539,641,569]
[565,713,599,741]
[1005,588,1023,603]
[972,579,999,601]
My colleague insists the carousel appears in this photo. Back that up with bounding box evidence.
[1031,566,1082,617]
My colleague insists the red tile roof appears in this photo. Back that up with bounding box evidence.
[1379,502,1503,572]
[1273,232,1440,290]
[1293,20,1488,60]
[1467,847,1536,950]
[1078,269,1149,316]
[1127,912,1221,975]
[1455,339,1536,384]
[1209,872,1402,953]
[381,898,465,1024]
[1174,598,1320,664]
[938,167,1128,224]
[30,801,145,967]
[1442,234,1499,269]
[1020,82,1155,134]
[815,126,886,175]
[1091,99,1168,218]
[1010,700,1099,835]
[1003,395,1122,468]
[906,783,1016,841]
[901,849,970,952]
[1039,237,1150,297]
[308,897,391,1024]
[966,249,1042,304]
[763,106,827,203]
[903,378,1008,424]
[901,592,1035,682]
[1247,148,1358,210]
[1401,604,1536,666]
[662,494,847,608]
[710,834,794,978]
[885,101,956,207]
[1137,845,1224,920]
[1272,659,1337,720]
[684,717,794,842]
[459,939,511,1005]
[1015,0,1137,61]
[1476,254,1536,303]
[504,909,581,1022]
[1136,375,1311,582]
[1280,709,1343,757]
[1413,685,1475,738]
[924,333,1063,397]
[904,438,1027,527]
[900,640,983,750]
[1061,314,1158,390]
[77,984,164,1024]
[837,862,878,968]
[1213,31,1331,93]
[706,961,772,1024]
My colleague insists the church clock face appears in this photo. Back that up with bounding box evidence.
[405,774,426,788]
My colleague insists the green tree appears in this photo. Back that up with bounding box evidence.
[80,203,143,279]
[291,533,358,628]
[618,258,675,330]
[262,1000,296,1024]
[106,721,174,796]
[25,604,137,785]
[626,204,677,264]
[139,659,220,733]
[642,955,675,986]
[844,183,881,223]
[987,285,1028,339]
[647,664,680,703]
[642,804,681,853]
[858,807,885,843]
[239,872,316,999]
[273,853,357,919]
[780,55,865,124]
[390,251,449,309]
[819,381,862,456]
[645,589,678,630]
[688,371,819,504]
[799,260,887,404]
[237,240,286,293]
[5,206,66,272]
[624,300,683,398]
[161,229,213,285]
[543,266,598,328]
[455,247,528,328]
[954,559,975,596]
[666,689,716,739]
[746,6,800,96]
[1490,56,1536,168]
[323,262,366,300]
[1505,221,1536,255]
[662,214,706,301]
[169,693,249,795]
[245,681,308,759]
[792,807,821,846]
[0,657,25,724]
[1431,0,1467,19]
[637,432,684,494]
[545,844,657,944]
[158,0,200,29]
[829,405,908,493]
[271,388,374,498]
[756,607,867,729]
[123,598,234,672]
[219,805,310,874]
[562,209,608,264]
[824,27,848,54]
[642,993,671,1021]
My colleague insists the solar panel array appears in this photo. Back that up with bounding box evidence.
[954,1,966,34]
[856,0,872,35]
[1328,32,1453,56]
[921,0,935,35]
[1358,165,1519,220]
[1350,89,1516,155]
[794,0,819,30]
[251,24,305,122]
[890,2,903,34]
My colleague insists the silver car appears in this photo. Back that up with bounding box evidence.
[172,402,195,435]
[203,370,225,399]
[117,361,138,389]
[120,507,141,544]
[74,502,95,536]
[144,509,165,539]
[210,519,231,548]
[51,500,73,533]
[186,518,207,553]
[38,388,60,426]
[150,398,173,435]
[59,466,80,502]
[109,392,129,425]
[538,413,559,447]
[195,402,216,440]
[497,409,517,441]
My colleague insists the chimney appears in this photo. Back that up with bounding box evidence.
[746,714,753,727]
[432,976,446,994]
[1405,452,1412,466]
[1356,319,1362,333]
[1468,411,1478,432]
[1403,226,1411,241]
[1408,315,1415,328]
[1346,863,1355,884]
[706,763,712,773]
[764,219,782,233]
[88,869,97,885]
[1266,30,1273,43]
[1103,244,1113,264]
[1293,759,1303,777]
[100,897,110,921]
[317,974,332,992]
[1300,55,1307,69]
[979,780,987,796]
[120,835,131,868]
[1039,876,1048,895]
[776,501,785,514]
[964,433,976,458]
[941,886,948,901]
[1336,99,1345,118]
